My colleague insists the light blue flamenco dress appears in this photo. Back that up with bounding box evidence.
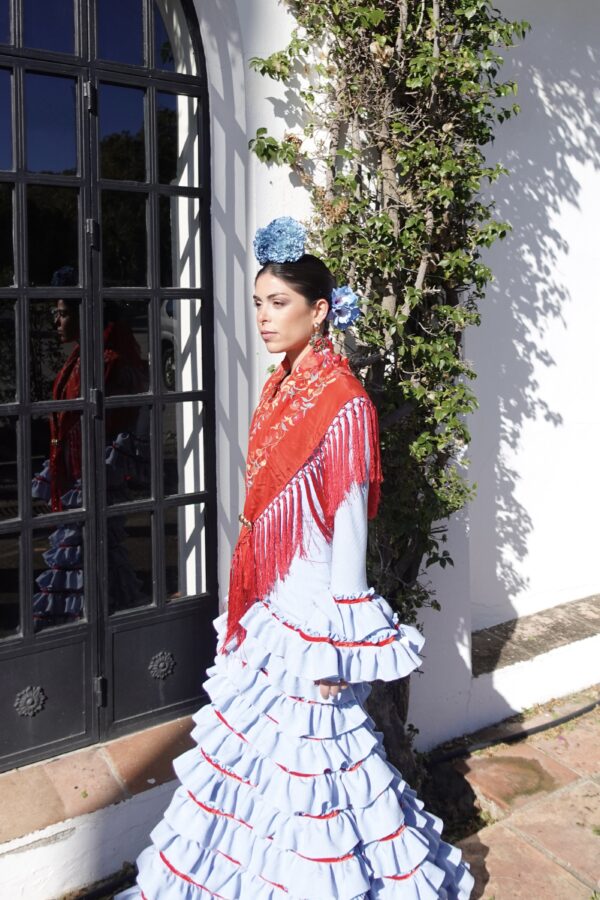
[117,398,474,899]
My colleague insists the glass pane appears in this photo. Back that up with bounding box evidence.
[0,301,16,401]
[30,298,81,403]
[33,520,84,632]
[98,0,143,66]
[159,194,201,288]
[102,190,147,286]
[154,1,196,76]
[32,410,83,516]
[157,92,200,187]
[26,73,77,174]
[0,417,18,520]
[163,401,205,496]
[160,298,203,392]
[0,69,11,169]
[99,83,146,181]
[27,185,79,286]
[106,403,150,505]
[0,534,19,639]
[0,1,9,45]
[23,0,75,55]
[0,183,14,286]
[103,299,149,394]
[154,1,174,71]
[165,503,206,601]
[108,510,152,613]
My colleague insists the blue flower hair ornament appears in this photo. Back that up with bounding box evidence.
[253,216,306,265]
[327,285,361,331]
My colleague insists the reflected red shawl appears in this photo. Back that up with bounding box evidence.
[224,340,382,648]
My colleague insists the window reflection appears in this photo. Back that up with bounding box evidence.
[0,301,16,402]
[97,0,143,66]
[0,68,12,170]
[157,92,199,187]
[27,186,78,286]
[154,1,197,76]
[0,184,13,286]
[107,510,153,613]
[159,194,201,288]
[33,521,84,631]
[0,417,18,521]
[0,1,9,45]
[103,300,150,390]
[102,190,147,286]
[99,83,146,182]
[23,0,75,55]
[165,503,205,602]
[163,401,205,496]
[105,403,151,506]
[32,409,82,518]
[154,1,174,72]
[30,293,81,403]
[160,298,203,392]
[26,73,77,174]
[0,534,19,639]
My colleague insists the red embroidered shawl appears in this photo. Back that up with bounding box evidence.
[225,341,382,647]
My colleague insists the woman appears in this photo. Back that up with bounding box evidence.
[118,219,473,899]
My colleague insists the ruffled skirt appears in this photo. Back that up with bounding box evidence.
[116,602,473,899]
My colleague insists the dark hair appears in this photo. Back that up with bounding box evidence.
[256,254,336,329]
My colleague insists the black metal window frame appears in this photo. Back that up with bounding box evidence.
[0,0,218,769]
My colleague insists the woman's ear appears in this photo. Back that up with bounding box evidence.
[314,297,330,326]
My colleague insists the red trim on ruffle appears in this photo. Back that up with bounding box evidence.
[201,747,257,788]
[384,864,420,881]
[215,708,248,743]
[262,601,398,647]
[379,824,407,842]
[334,595,372,604]
[187,790,253,830]
[276,756,365,778]
[301,809,341,820]
[296,849,355,863]
[260,875,288,892]
[159,851,228,897]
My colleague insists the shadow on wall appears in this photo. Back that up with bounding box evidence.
[195,0,252,591]
[467,0,600,654]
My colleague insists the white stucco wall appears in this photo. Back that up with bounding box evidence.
[194,0,299,600]
[198,0,599,747]
[410,0,600,746]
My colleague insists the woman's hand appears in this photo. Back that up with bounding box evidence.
[315,679,349,700]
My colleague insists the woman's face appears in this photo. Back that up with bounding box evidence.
[253,272,328,359]
[54,299,80,344]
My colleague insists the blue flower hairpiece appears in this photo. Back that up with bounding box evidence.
[327,285,361,331]
[253,217,306,266]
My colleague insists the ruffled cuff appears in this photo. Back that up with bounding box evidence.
[239,594,423,685]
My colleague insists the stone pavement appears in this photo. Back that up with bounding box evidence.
[455,689,600,899]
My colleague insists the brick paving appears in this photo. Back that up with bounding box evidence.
[457,694,600,899]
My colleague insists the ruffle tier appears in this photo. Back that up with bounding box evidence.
[117,606,473,899]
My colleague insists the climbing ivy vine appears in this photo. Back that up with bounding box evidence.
[250,1,528,622]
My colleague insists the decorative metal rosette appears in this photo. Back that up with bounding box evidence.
[148,650,176,680]
[14,685,47,717]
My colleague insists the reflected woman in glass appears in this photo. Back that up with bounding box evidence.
[32,266,149,629]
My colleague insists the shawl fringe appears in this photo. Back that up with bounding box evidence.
[225,398,381,649]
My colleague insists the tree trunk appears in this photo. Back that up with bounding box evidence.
[365,676,421,787]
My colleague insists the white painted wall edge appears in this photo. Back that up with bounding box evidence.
[414,631,600,751]
[0,781,175,900]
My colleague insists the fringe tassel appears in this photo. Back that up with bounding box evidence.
[224,398,382,649]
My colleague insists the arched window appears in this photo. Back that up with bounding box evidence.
[0,0,216,770]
